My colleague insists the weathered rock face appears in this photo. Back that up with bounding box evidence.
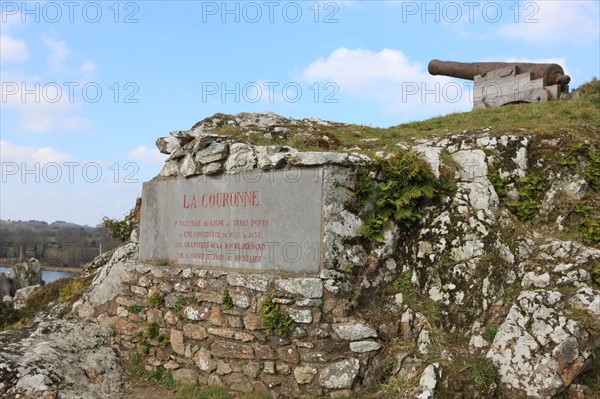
[11,285,41,310]
[486,240,600,398]
[1,259,43,298]
[9,259,43,289]
[72,113,599,398]
[0,318,123,398]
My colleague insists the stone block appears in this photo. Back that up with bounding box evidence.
[139,170,323,272]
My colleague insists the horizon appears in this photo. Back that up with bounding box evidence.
[1,1,599,226]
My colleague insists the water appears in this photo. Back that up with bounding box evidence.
[0,267,74,284]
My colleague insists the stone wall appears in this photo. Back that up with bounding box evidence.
[91,160,385,397]
[114,264,377,396]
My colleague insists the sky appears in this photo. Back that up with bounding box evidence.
[1,0,599,226]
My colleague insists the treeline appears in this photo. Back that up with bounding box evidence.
[0,220,122,268]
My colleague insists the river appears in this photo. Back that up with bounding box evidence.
[0,267,74,284]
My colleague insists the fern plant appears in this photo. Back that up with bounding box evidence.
[587,149,600,191]
[259,293,296,336]
[506,171,547,221]
[358,151,437,241]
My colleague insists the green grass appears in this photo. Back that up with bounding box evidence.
[212,80,600,154]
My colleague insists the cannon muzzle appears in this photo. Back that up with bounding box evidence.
[428,59,570,86]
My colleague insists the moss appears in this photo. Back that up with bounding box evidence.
[127,305,142,314]
[174,296,186,312]
[147,292,164,307]
[590,263,600,288]
[157,258,170,266]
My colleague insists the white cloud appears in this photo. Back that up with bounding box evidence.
[79,61,96,79]
[0,35,29,62]
[41,35,71,72]
[1,72,90,133]
[128,145,167,165]
[0,140,71,163]
[498,1,599,44]
[301,48,472,117]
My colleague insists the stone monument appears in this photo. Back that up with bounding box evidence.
[139,169,324,273]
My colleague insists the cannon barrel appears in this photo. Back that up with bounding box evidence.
[428,59,570,86]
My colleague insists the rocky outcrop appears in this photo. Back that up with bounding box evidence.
[155,112,364,179]
[1,259,43,298]
[486,240,600,398]
[0,318,123,398]
[73,114,599,398]
[10,112,597,398]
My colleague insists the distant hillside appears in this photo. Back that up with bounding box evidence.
[0,219,121,268]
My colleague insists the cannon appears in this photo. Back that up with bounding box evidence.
[428,59,570,86]
[428,59,571,109]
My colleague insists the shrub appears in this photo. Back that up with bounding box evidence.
[0,302,22,329]
[59,279,86,303]
[102,216,133,242]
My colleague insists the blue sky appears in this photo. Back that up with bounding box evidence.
[1,0,599,226]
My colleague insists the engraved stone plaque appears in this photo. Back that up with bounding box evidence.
[139,169,323,272]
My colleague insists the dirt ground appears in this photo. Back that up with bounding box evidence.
[121,359,180,399]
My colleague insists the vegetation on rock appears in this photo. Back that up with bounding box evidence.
[221,288,234,309]
[357,150,438,241]
[259,293,296,337]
